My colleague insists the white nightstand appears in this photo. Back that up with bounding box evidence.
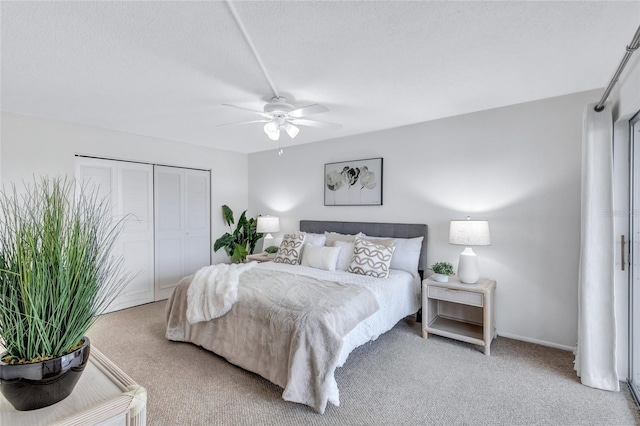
[422,277,496,355]
[247,253,272,263]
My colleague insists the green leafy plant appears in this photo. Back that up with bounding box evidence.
[0,177,132,364]
[430,261,454,276]
[213,205,263,263]
[264,245,279,254]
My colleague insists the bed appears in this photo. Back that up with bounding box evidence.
[165,220,427,413]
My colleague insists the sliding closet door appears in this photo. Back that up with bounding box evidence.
[630,115,640,402]
[75,157,155,312]
[184,171,212,273]
[154,168,184,300]
[154,166,210,300]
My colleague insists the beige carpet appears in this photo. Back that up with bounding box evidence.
[87,301,640,425]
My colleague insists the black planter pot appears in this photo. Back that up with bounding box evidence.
[0,336,91,411]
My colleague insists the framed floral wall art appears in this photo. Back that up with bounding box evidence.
[324,157,383,206]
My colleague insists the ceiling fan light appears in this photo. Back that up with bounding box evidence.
[266,127,280,141]
[283,123,299,139]
[264,121,278,134]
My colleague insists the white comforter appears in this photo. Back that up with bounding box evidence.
[166,262,420,413]
[257,263,421,366]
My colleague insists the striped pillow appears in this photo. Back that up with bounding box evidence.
[274,233,305,265]
[348,236,396,278]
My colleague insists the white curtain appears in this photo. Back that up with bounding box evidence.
[574,102,619,391]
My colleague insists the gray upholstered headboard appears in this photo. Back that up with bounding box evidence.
[299,220,428,272]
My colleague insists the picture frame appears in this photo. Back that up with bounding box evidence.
[324,157,383,206]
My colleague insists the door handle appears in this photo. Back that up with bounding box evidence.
[621,234,625,272]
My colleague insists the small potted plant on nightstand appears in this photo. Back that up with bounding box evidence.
[264,245,279,259]
[430,261,454,283]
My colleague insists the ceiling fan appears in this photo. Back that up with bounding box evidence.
[219,2,341,153]
[218,96,341,141]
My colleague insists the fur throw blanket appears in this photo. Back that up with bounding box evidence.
[186,261,257,324]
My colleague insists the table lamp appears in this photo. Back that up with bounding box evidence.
[257,215,280,251]
[449,218,491,284]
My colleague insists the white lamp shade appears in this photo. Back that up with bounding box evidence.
[264,121,278,134]
[449,220,491,246]
[283,122,299,139]
[257,216,280,233]
[266,128,280,141]
[264,121,280,140]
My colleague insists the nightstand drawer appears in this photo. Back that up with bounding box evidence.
[427,286,483,307]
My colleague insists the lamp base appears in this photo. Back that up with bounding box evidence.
[262,234,274,252]
[457,247,480,284]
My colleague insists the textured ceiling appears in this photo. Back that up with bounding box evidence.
[1,1,639,154]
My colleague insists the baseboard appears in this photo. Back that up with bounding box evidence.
[497,332,574,351]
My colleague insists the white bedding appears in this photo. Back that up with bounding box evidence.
[254,263,421,367]
[166,262,420,413]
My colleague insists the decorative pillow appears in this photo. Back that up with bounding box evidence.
[300,245,341,271]
[274,233,305,265]
[332,240,356,271]
[362,234,423,276]
[348,237,396,278]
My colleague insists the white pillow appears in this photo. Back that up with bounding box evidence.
[303,232,326,247]
[391,236,423,275]
[299,233,327,264]
[301,245,341,271]
[348,237,396,278]
[332,240,356,271]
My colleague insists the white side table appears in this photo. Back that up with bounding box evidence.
[247,253,272,263]
[422,277,496,355]
[0,347,146,425]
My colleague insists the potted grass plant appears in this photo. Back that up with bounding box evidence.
[0,177,132,411]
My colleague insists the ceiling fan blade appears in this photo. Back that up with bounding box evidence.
[222,104,271,118]
[288,104,329,118]
[216,119,270,128]
[290,118,341,129]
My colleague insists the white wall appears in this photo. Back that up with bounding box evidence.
[0,112,249,265]
[0,113,2,185]
[612,51,640,380]
[249,90,600,349]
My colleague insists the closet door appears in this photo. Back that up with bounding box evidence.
[75,157,155,312]
[154,166,210,300]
